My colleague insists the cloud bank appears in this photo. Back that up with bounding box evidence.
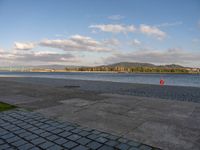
[139,24,166,40]
[89,24,136,34]
[14,42,35,50]
[39,35,113,52]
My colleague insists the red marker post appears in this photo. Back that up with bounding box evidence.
[160,79,165,86]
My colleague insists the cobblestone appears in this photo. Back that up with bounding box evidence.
[0,110,157,150]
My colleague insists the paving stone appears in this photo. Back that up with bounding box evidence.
[46,134,60,141]
[29,147,41,150]
[63,141,78,149]
[0,122,11,128]
[0,143,11,149]
[46,144,63,150]
[63,126,75,131]
[98,145,115,150]
[61,121,72,126]
[87,141,102,149]
[92,130,101,134]
[45,120,55,124]
[24,119,35,123]
[115,143,130,150]
[18,132,33,138]
[59,131,72,137]
[18,143,34,149]
[8,126,21,132]
[39,131,52,138]
[139,145,153,150]
[78,131,90,136]
[12,120,24,124]
[105,140,119,147]
[34,123,45,127]
[72,145,89,150]
[11,139,28,147]
[30,121,39,125]
[47,122,60,127]
[118,138,129,143]
[87,134,99,140]
[45,126,57,132]
[99,133,109,137]
[24,134,39,141]
[22,124,34,130]
[1,133,15,140]
[39,141,54,149]
[95,137,108,143]
[0,130,9,136]
[31,137,46,145]
[67,134,81,141]
[128,141,141,147]
[38,118,49,123]
[27,127,39,132]
[129,147,140,150]
[83,128,93,132]
[0,120,5,124]
[39,124,50,129]
[77,137,91,145]
[6,136,21,143]
[0,139,5,145]
[17,122,28,127]
[0,110,155,150]
[13,129,27,135]
[31,129,45,135]
[54,138,68,145]
[107,135,119,140]
[56,124,67,129]
[4,125,17,131]
[51,128,64,134]
[71,128,83,134]
[5,147,16,150]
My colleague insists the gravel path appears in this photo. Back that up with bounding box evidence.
[1,77,200,103]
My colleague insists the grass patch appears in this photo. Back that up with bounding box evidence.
[0,102,16,112]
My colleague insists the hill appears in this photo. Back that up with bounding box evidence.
[105,62,156,68]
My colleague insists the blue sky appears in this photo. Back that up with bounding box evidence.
[0,0,200,67]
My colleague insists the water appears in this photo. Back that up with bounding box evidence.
[0,72,200,87]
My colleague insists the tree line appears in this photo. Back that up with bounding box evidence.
[65,66,190,73]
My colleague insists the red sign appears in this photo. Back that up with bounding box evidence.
[160,79,165,86]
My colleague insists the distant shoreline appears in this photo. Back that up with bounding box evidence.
[0,70,199,74]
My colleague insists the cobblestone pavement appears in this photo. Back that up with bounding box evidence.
[0,109,160,150]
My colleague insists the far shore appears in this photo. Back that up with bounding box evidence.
[0,70,200,74]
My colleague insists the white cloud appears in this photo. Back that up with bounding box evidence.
[14,42,35,50]
[140,24,166,40]
[0,48,4,52]
[103,38,120,46]
[108,15,124,20]
[104,48,200,67]
[39,35,113,52]
[0,50,77,65]
[89,24,136,34]
[131,39,141,45]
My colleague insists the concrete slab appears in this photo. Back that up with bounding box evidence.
[35,94,200,150]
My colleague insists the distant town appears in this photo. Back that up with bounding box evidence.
[0,62,200,74]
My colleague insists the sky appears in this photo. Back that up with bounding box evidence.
[0,0,200,67]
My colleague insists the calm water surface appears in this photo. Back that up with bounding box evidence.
[0,72,200,87]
